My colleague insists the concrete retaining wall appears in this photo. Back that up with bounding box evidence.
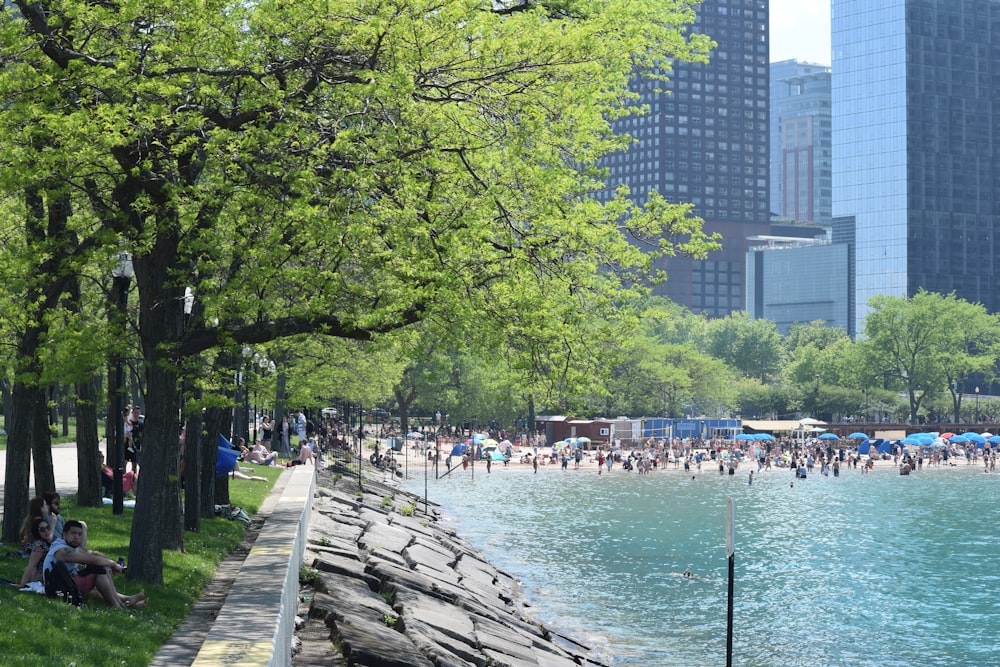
[191,465,315,666]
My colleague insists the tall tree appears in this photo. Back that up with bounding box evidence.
[861,290,962,423]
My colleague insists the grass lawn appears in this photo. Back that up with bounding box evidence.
[0,464,285,666]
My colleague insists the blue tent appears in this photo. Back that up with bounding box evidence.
[216,434,239,476]
[450,443,468,456]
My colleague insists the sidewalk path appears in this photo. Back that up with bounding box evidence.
[0,443,81,524]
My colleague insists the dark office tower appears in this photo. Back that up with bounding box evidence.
[833,0,1000,333]
[770,60,832,225]
[596,0,769,318]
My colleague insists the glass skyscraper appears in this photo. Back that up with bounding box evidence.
[598,0,770,318]
[832,0,1000,332]
[770,60,832,225]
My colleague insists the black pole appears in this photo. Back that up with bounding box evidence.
[726,497,735,667]
[727,551,735,667]
[357,403,363,489]
[112,274,129,516]
[243,367,251,443]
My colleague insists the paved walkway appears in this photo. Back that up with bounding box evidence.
[0,442,82,524]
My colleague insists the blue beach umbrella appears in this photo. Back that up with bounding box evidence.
[736,434,755,441]
[753,433,775,441]
[818,432,840,441]
[949,435,969,444]
[848,432,869,439]
[962,432,986,443]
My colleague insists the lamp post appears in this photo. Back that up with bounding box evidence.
[111,251,133,516]
[976,386,980,423]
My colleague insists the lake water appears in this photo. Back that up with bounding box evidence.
[403,461,1000,666]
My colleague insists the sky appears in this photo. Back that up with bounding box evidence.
[769,0,831,65]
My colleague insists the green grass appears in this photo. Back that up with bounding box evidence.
[0,464,284,666]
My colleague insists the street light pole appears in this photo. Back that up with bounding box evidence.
[111,251,133,517]
[976,386,980,423]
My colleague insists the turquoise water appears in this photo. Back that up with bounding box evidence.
[403,463,1000,666]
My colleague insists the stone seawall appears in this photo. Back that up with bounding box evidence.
[293,467,607,667]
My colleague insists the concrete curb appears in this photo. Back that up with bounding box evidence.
[190,465,315,667]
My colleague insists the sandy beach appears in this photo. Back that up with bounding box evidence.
[353,438,974,479]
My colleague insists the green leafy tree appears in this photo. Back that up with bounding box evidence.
[702,312,783,383]
[783,320,849,355]
[2,0,715,582]
[861,290,960,423]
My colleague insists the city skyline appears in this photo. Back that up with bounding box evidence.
[771,0,830,64]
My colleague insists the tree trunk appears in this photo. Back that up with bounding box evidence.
[64,271,103,507]
[31,387,55,497]
[184,385,203,531]
[273,368,287,436]
[2,188,75,540]
[527,394,536,438]
[0,379,10,432]
[62,387,70,437]
[104,364,115,453]
[205,406,231,507]
[2,383,36,542]
[75,376,103,507]
[126,241,186,585]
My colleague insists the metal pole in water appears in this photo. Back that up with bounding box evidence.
[726,496,735,667]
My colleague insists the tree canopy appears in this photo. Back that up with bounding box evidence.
[0,0,716,582]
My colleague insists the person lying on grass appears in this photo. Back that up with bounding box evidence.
[42,520,146,609]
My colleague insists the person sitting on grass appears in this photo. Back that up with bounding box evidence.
[247,442,278,466]
[42,520,146,609]
[42,492,66,540]
[20,517,52,587]
[19,496,50,555]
